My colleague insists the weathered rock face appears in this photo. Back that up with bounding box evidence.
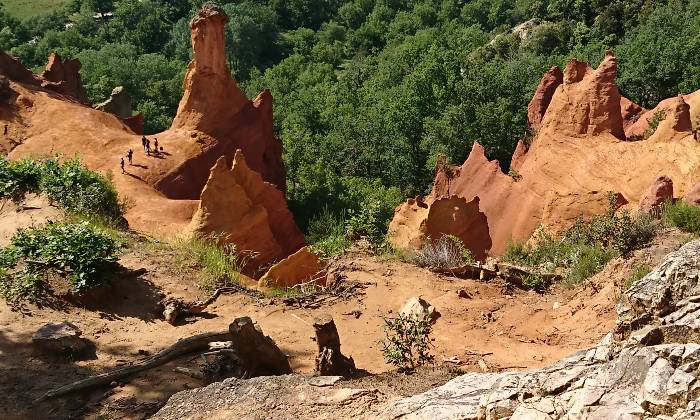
[188,150,304,276]
[387,195,491,261]
[39,52,88,104]
[258,246,325,288]
[161,4,285,198]
[389,53,700,256]
[94,86,132,119]
[639,175,674,213]
[121,113,144,135]
[685,181,700,206]
[541,52,625,140]
[32,321,90,354]
[0,50,38,86]
[388,240,700,419]
[527,66,563,133]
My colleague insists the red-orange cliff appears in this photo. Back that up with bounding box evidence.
[0,4,305,278]
[390,52,700,256]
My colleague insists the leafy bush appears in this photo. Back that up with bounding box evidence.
[346,200,386,247]
[379,312,434,371]
[409,234,474,269]
[307,208,352,257]
[0,157,126,223]
[503,193,654,286]
[662,200,700,234]
[643,110,667,140]
[0,221,118,304]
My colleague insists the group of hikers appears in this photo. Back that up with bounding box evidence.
[119,135,164,174]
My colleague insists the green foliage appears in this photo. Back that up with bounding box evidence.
[642,110,666,140]
[0,157,126,223]
[508,168,522,181]
[172,236,244,291]
[379,312,434,371]
[307,208,352,257]
[503,193,655,286]
[626,264,651,289]
[0,221,118,304]
[662,200,700,234]
[410,234,474,269]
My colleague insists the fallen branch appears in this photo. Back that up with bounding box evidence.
[38,330,231,401]
[161,286,243,324]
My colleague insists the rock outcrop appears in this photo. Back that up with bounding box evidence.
[188,151,304,275]
[388,195,491,261]
[159,3,285,198]
[389,53,700,255]
[258,246,325,288]
[527,66,563,133]
[639,175,674,213]
[95,86,132,119]
[39,52,88,104]
[154,240,700,419]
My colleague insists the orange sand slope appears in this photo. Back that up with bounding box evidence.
[390,52,700,256]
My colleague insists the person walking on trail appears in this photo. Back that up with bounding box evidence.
[120,157,125,174]
[141,136,147,152]
[146,138,151,156]
[153,138,159,155]
[127,149,133,165]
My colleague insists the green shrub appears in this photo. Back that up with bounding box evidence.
[662,200,700,234]
[626,264,652,289]
[508,168,522,181]
[566,245,616,285]
[410,234,474,268]
[0,157,126,223]
[346,199,385,247]
[307,208,352,257]
[379,312,434,371]
[0,221,119,304]
[643,110,667,140]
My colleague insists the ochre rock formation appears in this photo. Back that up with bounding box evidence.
[39,52,88,104]
[188,151,304,275]
[639,176,674,213]
[390,52,700,255]
[684,181,700,205]
[258,246,325,289]
[527,66,562,133]
[122,113,144,135]
[1,4,293,248]
[160,3,285,198]
[95,86,132,119]
[388,196,491,261]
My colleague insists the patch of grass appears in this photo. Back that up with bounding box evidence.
[0,221,119,305]
[625,264,652,289]
[566,245,617,285]
[662,200,700,234]
[2,0,70,19]
[171,236,244,292]
[409,234,474,269]
[379,312,434,372]
[508,168,522,181]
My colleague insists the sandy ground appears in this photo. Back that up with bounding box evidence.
[0,202,691,419]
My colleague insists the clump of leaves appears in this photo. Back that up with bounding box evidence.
[662,200,700,234]
[643,109,667,140]
[410,234,474,268]
[508,168,522,181]
[379,312,434,371]
[346,200,386,248]
[503,192,656,287]
[307,208,352,257]
[0,221,118,305]
[0,157,127,224]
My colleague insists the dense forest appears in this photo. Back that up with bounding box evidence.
[2,0,700,237]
